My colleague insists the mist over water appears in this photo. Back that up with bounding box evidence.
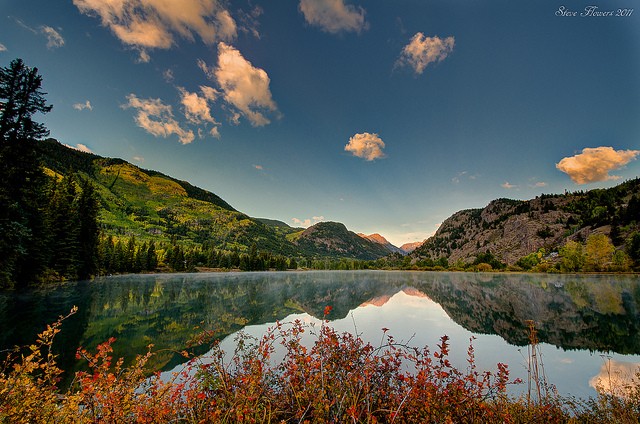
[2,271,639,398]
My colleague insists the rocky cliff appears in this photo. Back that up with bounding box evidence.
[411,179,640,265]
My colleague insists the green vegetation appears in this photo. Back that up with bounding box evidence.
[2,308,639,423]
[1,57,638,288]
[0,59,100,287]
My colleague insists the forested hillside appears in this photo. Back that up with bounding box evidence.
[37,138,298,254]
[2,58,638,287]
[410,179,640,270]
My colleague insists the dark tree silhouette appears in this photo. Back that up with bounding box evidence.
[0,59,52,286]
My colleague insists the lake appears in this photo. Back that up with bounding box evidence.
[1,270,639,399]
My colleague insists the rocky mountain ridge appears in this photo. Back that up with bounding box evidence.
[399,241,424,254]
[411,181,640,266]
[292,222,391,260]
[357,233,405,255]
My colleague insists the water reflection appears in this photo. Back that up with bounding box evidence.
[589,359,640,397]
[1,271,639,396]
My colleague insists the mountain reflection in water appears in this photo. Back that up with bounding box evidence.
[1,271,639,398]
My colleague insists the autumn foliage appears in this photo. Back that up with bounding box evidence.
[1,307,639,423]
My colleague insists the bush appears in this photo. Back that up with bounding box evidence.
[2,307,639,423]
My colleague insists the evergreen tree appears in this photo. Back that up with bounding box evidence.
[76,178,100,279]
[146,241,158,271]
[0,58,52,286]
[628,232,640,269]
[47,175,79,279]
[288,257,297,270]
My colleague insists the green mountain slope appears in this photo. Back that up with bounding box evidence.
[411,179,640,266]
[36,139,393,261]
[292,222,391,260]
[37,139,296,254]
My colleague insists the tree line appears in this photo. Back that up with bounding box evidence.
[1,58,638,288]
[96,238,297,274]
[0,59,100,287]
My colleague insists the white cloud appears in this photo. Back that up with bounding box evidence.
[132,155,145,162]
[73,100,93,111]
[212,42,279,126]
[178,87,218,125]
[73,0,236,60]
[292,216,325,228]
[209,126,220,139]
[199,85,219,101]
[64,143,93,153]
[452,171,479,184]
[40,26,65,49]
[0,43,7,52]
[11,18,64,49]
[237,5,263,39]
[501,181,517,189]
[556,146,639,184]
[123,93,194,144]
[344,132,386,161]
[396,32,455,74]
[452,171,467,184]
[532,181,548,188]
[299,0,368,34]
[589,360,640,398]
[253,164,263,170]
[163,69,174,82]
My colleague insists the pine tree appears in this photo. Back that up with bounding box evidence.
[76,178,100,280]
[47,175,79,279]
[0,58,52,286]
[146,241,158,271]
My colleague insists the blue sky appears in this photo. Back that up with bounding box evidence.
[1,0,639,246]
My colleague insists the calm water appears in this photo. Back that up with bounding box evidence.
[1,271,639,399]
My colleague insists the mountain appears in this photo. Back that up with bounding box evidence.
[255,218,294,229]
[35,139,398,260]
[399,241,423,254]
[31,140,294,256]
[357,233,404,254]
[291,222,391,260]
[411,179,640,266]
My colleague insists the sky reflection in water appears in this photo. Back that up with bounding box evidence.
[195,285,640,400]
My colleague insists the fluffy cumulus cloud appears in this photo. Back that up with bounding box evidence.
[556,146,639,184]
[292,216,325,228]
[64,143,93,153]
[396,33,455,74]
[211,42,279,126]
[123,93,195,144]
[299,0,368,34]
[40,26,65,49]
[178,87,217,125]
[501,182,517,189]
[179,87,220,138]
[73,0,236,61]
[344,132,386,161]
[73,100,93,111]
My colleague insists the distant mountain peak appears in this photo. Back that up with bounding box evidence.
[357,232,404,255]
[357,233,389,244]
[399,241,424,254]
[294,222,391,260]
